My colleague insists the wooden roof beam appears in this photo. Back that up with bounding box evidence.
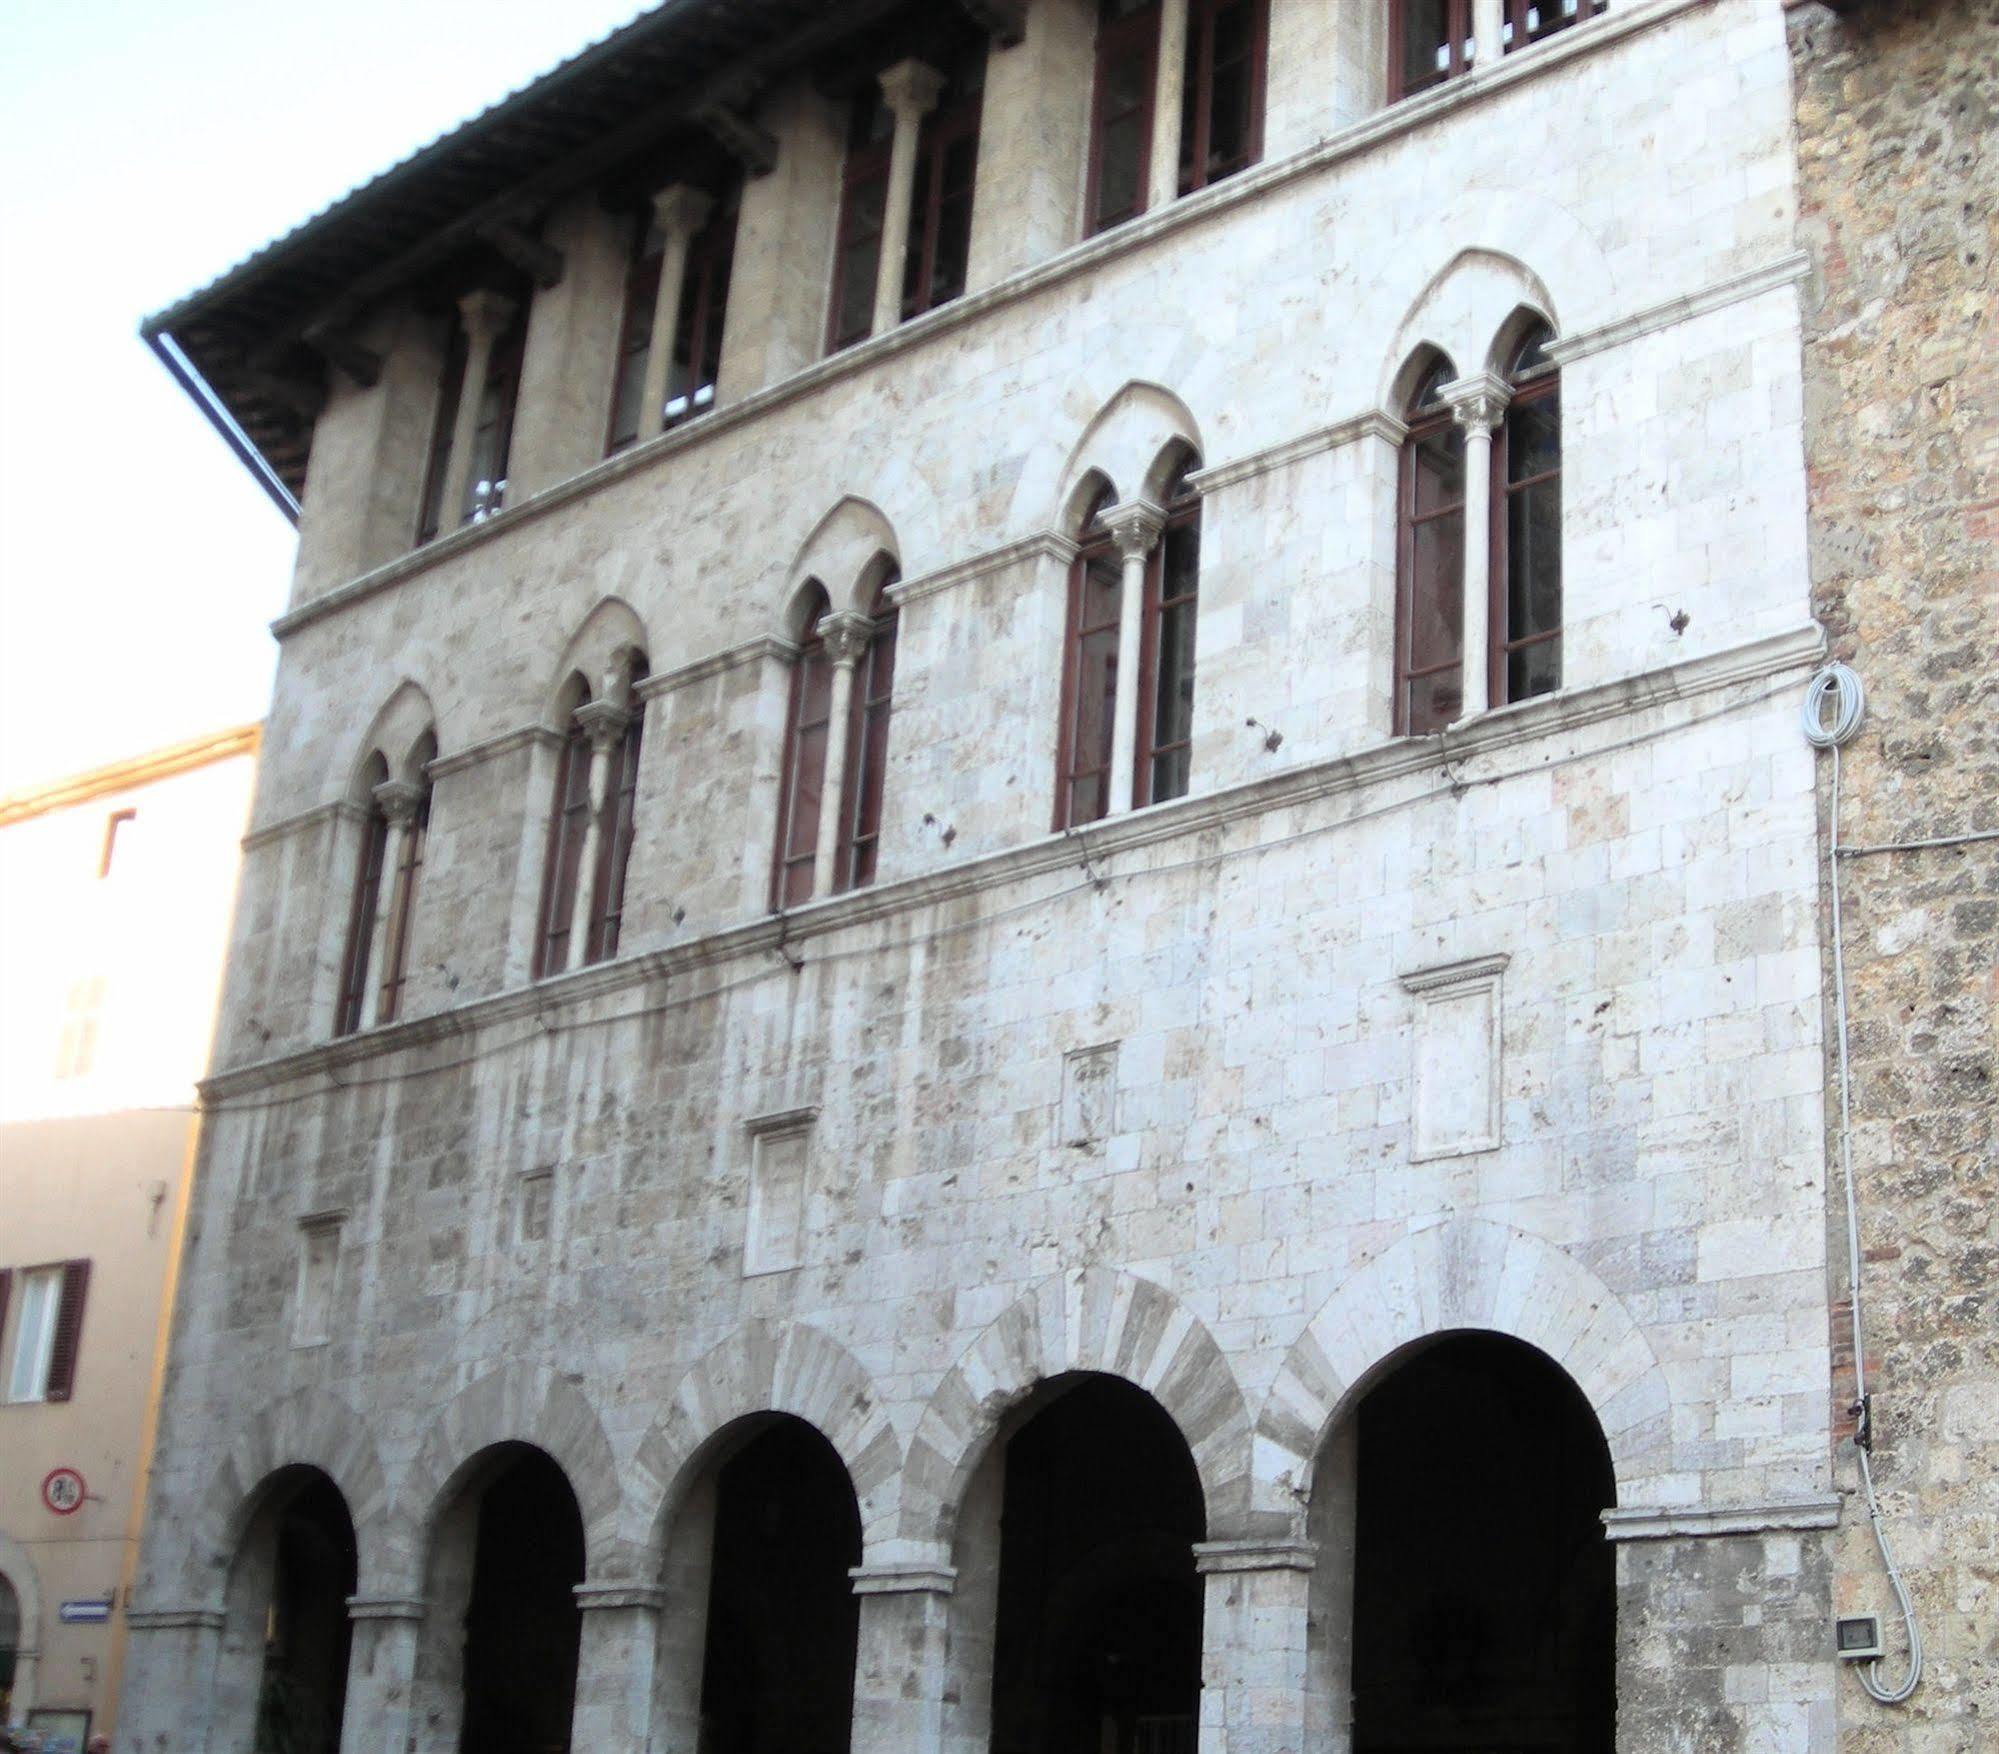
[693,100,778,177]
[957,0,1027,45]
[478,219,566,288]
[301,321,383,387]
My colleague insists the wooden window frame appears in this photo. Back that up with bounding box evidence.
[1086,0,1163,236]
[1491,350,1562,709]
[335,798,390,1037]
[416,325,469,545]
[1133,484,1201,807]
[1179,0,1269,196]
[900,94,984,322]
[1054,514,1125,831]
[463,318,525,525]
[605,221,664,455]
[772,603,834,909]
[1393,392,1468,737]
[828,128,895,353]
[667,206,736,428]
[3,1260,88,1404]
[534,716,595,979]
[1504,0,1606,54]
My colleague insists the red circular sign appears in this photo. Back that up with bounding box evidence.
[42,1466,86,1515]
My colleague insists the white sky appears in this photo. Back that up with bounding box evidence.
[0,1,653,793]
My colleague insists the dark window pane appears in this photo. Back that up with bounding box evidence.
[1151,598,1197,802]
[1507,479,1563,643]
[1412,426,1464,515]
[1204,3,1256,180]
[1409,513,1464,669]
[1082,550,1122,630]
[1510,634,1562,702]
[1094,41,1151,228]
[833,174,887,347]
[1407,668,1462,735]
[1400,0,1453,92]
[1096,111,1143,227]
[1507,395,1560,484]
[929,135,978,307]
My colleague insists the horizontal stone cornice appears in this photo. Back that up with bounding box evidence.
[573,1582,665,1612]
[1193,1537,1317,1574]
[1546,251,1811,367]
[1189,411,1406,497]
[125,1606,226,1631]
[849,1560,957,1596]
[426,724,559,780]
[0,724,260,827]
[200,621,1823,1107]
[346,1594,427,1621]
[1603,1495,1842,1541]
[639,634,798,697]
[268,0,1718,643]
[241,797,361,854]
[888,531,1079,608]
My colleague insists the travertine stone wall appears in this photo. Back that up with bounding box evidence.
[1789,0,1999,1745]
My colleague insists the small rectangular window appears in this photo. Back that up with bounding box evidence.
[1178,0,1267,196]
[5,1268,61,1402]
[1088,0,1161,234]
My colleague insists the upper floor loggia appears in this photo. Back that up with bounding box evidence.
[142,0,1621,607]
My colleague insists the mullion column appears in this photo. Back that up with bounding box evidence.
[1193,1537,1317,1754]
[437,289,516,532]
[1443,370,1507,723]
[359,779,422,1030]
[1149,0,1192,212]
[570,1582,663,1752]
[873,60,946,337]
[640,185,715,442]
[1102,499,1166,815]
[559,700,631,972]
[1472,0,1506,68]
[812,610,874,897]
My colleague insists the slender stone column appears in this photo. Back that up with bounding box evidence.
[1101,500,1167,815]
[117,1607,225,1753]
[654,1472,719,1754]
[559,699,632,973]
[437,289,517,532]
[1148,0,1191,212]
[570,1583,664,1752]
[1471,0,1506,69]
[1443,371,1507,723]
[359,779,423,1029]
[640,185,715,441]
[338,1595,426,1754]
[872,60,946,336]
[849,1553,957,1754]
[1192,1538,1317,1754]
[812,610,875,897]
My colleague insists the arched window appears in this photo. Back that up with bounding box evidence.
[839,577,899,892]
[1395,355,1465,735]
[335,747,432,1036]
[773,586,833,909]
[1495,321,1562,706]
[1057,459,1202,827]
[536,660,647,977]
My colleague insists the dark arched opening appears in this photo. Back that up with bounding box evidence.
[690,1415,863,1754]
[456,1444,586,1754]
[1344,1332,1615,1753]
[988,1374,1206,1754]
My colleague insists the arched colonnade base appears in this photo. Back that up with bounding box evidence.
[117,1247,1843,1754]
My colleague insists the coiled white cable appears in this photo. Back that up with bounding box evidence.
[1804,662,1923,1706]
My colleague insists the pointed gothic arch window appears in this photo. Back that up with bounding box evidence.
[1494,321,1562,707]
[773,585,834,909]
[839,575,900,892]
[335,745,433,1036]
[535,660,648,977]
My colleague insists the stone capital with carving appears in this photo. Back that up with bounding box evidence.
[878,57,947,122]
[456,287,518,343]
[1100,499,1168,562]
[574,698,633,751]
[650,182,715,243]
[372,778,426,825]
[816,609,876,668]
[1441,369,1510,435]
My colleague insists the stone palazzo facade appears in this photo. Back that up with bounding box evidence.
[121,2,1882,1751]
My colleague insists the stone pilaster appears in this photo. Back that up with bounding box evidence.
[338,1596,426,1754]
[849,1553,957,1754]
[570,1582,664,1752]
[1194,1538,1317,1754]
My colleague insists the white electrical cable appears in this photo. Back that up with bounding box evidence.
[1804,661,1924,1706]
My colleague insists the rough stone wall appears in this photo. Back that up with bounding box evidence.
[1788,0,1999,1746]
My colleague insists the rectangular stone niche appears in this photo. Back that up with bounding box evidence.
[1398,954,1508,1162]
[743,1107,818,1277]
[292,1210,346,1348]
[1060,1042,1119,1147]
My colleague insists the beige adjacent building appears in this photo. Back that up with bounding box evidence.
[0,727,259,1748]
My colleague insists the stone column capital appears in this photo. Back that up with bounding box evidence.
[650,182,715,243]
[877,57,947,122]
[849,1559,958,1597]
[345,1594,428,1623]
[372,778,425,825]
[574,698,633,751]
[1101,499,1167,561]
[1192,1536,1318,1575]
[1441,369,1510,434]
[456,287,518,343]
[817,609,876,668]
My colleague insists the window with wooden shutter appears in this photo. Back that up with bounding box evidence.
[1136,455,1202,807]
[1056,485,1124,830]
[587,671,648,964]
[1088,0,1162,234]
[375,776,431,1026]
[5,1266,60,1402]
[1395,354,1466,735]
[335,759,392,1037]
[773,589,834,909]
[44,1259,91,1402]
[535,711,596,977]
[1178,0,1268,196]
[838,581,900,892]
[1494,321,1562,707]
